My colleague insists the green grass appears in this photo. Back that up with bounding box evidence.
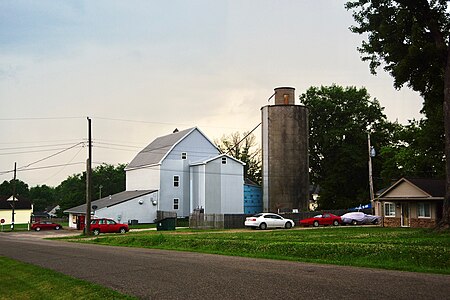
[0,256,136,300]
[1,223,29,232]
[72,227,450,274]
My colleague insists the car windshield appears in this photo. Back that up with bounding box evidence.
[253,213,263,217]
[314,215,322,218]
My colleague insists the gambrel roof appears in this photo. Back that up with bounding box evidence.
[125,127,219,170]
[64,190,156,214]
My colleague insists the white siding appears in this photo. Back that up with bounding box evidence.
[126,166,160,191]
[204,156,244,214]
[93,193,159,224]
[158,129,220,217]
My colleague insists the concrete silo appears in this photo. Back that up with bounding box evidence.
[261,87,309,213]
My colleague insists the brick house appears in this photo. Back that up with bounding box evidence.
[374,178,444,228]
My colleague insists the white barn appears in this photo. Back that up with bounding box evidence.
[65,127,245,226]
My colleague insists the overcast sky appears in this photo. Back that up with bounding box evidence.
[0,0,423,188]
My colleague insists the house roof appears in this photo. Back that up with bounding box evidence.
[64,190,156,214]
[0,195,32,210]
[377,177,445,200]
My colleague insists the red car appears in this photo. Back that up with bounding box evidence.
[90,218,129,235]
[299,213,341,227]
[31,221,62,231]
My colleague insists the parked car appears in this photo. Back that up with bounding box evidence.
[299,213,341,227]
[31,221,62,231]
[340,212,381,225]
[245,213,295,230]
[90,218,129,235]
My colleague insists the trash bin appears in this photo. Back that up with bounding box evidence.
[156,218,176,231]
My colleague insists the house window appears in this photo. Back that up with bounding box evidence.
[173,175,179,187]
[222,157,227,164]
[173,198,179,210]
[181,152,187,160]
[418,202,431,218]
[384,202,396,217]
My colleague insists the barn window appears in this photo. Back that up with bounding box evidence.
[173,198,179,210]
[173,175,180,187]
[181,152,187,160]
[222,157,227,164]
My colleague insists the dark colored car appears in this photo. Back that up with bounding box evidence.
[31,221,62,231]
[299,213,341,227]
[90,218,129,235]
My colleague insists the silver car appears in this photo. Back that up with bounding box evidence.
[245,213,295,230]
[341,212,381,225]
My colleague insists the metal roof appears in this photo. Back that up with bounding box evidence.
[125,127,196,170]
[64,190,156,214]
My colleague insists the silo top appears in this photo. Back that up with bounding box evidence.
[274,87,295,105]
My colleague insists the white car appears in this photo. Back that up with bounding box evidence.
[245,213,295,230]
[341,212,381,225]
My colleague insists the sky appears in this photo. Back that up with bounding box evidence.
[0,0,424,188]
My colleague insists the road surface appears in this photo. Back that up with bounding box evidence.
[0,231,449,299]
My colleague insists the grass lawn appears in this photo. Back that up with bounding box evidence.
[70,227,450,274]
[0,256,136,300]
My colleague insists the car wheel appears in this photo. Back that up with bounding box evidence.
[35,227,41,231]
[120,228,126,234]
[333,220,339,226]
[259,222,267,230]
[351,220,358,225]
[313,221,319,227]
[55,226,60,230]
[93,229,100,236]
[285,222,292,229]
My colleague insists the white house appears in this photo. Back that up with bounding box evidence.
[65,127,245,226]
[0,195,33,226]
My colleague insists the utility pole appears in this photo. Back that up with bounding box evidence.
[85,117,92,235]
[11,162,16,230]
[368,134,375,202]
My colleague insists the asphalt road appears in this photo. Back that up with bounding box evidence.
[0,231,449,300]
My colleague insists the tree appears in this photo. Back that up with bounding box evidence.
[346,0,450,226]
[215,132,262,185]
[299,85,395,209]
[380,119,445,182]
[56,163,126,213]
[29,185,57,212]
[0,179,29,198]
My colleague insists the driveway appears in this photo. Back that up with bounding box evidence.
[0,232,449,300]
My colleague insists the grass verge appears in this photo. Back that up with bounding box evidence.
[0,256,136,300]
[71,227,450,274]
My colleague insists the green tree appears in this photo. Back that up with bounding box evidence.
[29,185,57,212]
[346,0,450,226]
[215,132,262,185]
[300,85,395,209]
[0,179,29,198]
[56,163,126,213]
[92,163,126,200]
[380,119,445,182]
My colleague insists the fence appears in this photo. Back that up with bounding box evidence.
[189,208,373,229]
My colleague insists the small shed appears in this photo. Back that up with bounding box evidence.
[244,179,262,214]
[374,178,444,228]
[64,190,158,229]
